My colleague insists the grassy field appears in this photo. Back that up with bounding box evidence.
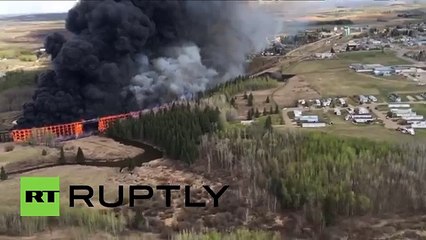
[0,69,41,92]
[412,104,426,116]
[285,51,425,98]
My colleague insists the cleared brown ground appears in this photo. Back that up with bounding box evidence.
[0,136,144,173]
[297,4,426,26]
[272,76,320,108]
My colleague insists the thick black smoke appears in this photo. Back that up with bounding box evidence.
[18,0,280,128]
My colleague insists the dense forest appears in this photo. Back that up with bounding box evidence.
[199,126,426,228]
[106,103,222,164]
[106,96,426,230]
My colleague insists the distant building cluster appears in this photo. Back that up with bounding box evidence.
[345,106,376,124]
[349,64,426,82]
[388,103,426,135]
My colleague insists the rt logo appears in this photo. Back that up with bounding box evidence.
[20,177,60,216]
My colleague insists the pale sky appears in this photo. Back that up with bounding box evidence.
[0,1,78,16]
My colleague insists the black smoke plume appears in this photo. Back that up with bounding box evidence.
[18,0,280,128]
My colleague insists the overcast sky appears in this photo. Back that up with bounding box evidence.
[0,1,78,15]
[0,0,420,16]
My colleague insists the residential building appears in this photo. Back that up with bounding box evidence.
[314,52,335,59]
[373,67,394,76]
[388,94,402,103]
[402,115,424,120]
[411,121,426,128]
[241,120,255,125]
[299,115,319,122]
[368,95,377,102]
[301,122,326,128]
[353,118,374,123]
[352,114,373,119]
[396,112,418,117]
[388,103,410,108]
[359,95,369,104]
[293,110,303,118]
[357,106,370,114]
[391,108,413,114]
[334,108,341,116]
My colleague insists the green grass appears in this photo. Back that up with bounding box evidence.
[412,104,426,116]
[18,55,37,62]
[0,69,41,92]
[285,50,426,98]
[0,49,36,60]
[337,50,411,65]
[256,114,282,126]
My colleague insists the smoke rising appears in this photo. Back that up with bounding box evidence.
[18,0,281,128]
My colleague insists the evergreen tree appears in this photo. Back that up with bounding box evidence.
[230,97,235,106]
[127,158,135,172]
[243,91,248,100]
[274,105,279,114]
[58,147,65,165]
[254,108,261,118]
[263,107,268,116]
[247,93,254,106]
[76,147,85,164]
[264,116,273,131]
[0,167,7,180]
[330,47,335,53]
[266,96,270,103]
[247,109,253,120]
[0,166,7,181]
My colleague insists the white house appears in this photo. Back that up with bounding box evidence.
[373,67,394,76]
[334,108,342,116]
[299,115,319,122]
[402,115,424,120]
[388,103,410,108]
[241,120,255,125]
[390,108,412,114]
[411,121,426,128]
[368,95,377,102]
[314,53,335,59]
[293,110,303,118]
[301,122,326,128]
[315,99,321,107]
[396,112,417,117]
[352,114,373,119]
[353,118,374,123]
[359,95,369,104]
[357,107,370,114]
[338,98,346,105]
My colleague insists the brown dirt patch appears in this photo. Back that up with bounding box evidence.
[273,76,321,107]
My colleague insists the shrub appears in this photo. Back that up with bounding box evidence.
[4,144,14,152]
[58,147,66,164]
[0,167,7,180]
[75,147,85,164]
[41,149,47,156]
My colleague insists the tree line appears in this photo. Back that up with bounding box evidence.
[106,103,222,164]
[198,126,426,229]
